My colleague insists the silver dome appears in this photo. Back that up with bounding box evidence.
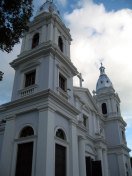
[37,0,61,17]
[96,64,114,93]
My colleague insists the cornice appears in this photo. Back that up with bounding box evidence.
[107,144,131,153]
[10,42,78,76]
[104,116,127,126]
[0,89,80,118]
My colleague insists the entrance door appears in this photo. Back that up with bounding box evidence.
[55,144,66,176]
[86,157,92,176]
[15,142,33,176]
[92,160,102,176]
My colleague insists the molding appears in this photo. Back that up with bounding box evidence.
[107,144,131,153]
[10,42,78,76]
[0,89,80,118]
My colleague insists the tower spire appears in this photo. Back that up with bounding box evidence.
[99,62,105,75]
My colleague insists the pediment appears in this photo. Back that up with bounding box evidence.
[74,87,99,112]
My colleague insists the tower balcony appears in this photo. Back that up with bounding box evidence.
[18,84,38,98]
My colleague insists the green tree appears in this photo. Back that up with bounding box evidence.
[0,0,33,53]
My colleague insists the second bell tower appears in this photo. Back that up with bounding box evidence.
[94,64,131,176]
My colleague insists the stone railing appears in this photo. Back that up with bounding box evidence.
[19,84,38,97]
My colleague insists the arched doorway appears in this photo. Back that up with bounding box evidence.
[15,126,34,176]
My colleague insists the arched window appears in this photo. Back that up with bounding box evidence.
[102,103,107,115]
[32,33,39,49]
[58,36,63,52]
[56,128,66,140]
[116,105,119,113]
[20,126,34,138]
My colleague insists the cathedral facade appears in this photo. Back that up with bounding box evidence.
[0,1,131,176]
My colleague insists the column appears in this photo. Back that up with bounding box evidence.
[70,122,79,176]
[66,40,70,58]
[97,147,104,176]
[48,22,54,41]
[0,116,15,176]
[41,25,46,43]
[118,154,126,176]
[78,136,86,176]
[20,36,26,52]
[35,108,55,176]
[53,24,58,44]
[102,150,109,176]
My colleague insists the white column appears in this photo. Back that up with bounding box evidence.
[0,117,15,176]
[70,123,79,176]
[102,150,109,176]
[21,36,26,52]
[97,147,104,176]
[35,108,55,176]
[107,99,111,116]
[41,25,46,43]
[78,136,86,176]
[118,154,126,176]
[48,22,54,41]
[66,40,70,58]
[25,34,30,50]
[53,25,58,44]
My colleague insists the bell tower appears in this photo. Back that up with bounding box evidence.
[94,63,121,118]
[10,0,78,103]
[94,64,131,176]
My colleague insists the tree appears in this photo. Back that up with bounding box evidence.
[0,0,33,53]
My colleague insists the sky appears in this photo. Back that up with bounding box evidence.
[0,0,132,155]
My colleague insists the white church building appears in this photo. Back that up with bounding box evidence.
[0,1,131,176]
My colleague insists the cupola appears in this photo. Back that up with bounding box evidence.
[37,0,61,18]
[96,63,114,94]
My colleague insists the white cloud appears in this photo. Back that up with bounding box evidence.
[0,43,21,104]
[64,0,132,118]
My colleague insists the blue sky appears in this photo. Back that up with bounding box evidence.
[39,0,132,13]
[0,0,132,155]
[93,0,132,11]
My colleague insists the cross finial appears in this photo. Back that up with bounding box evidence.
[99,62,105,75]
[77,73,84,88]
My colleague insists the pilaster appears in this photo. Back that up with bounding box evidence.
[78,136,86,176]
[0,116,15,176]
[35,108,55,176]
[102,149,109,176]
[70,122,79,176]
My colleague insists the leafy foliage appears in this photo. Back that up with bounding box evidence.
[0,0,33,52]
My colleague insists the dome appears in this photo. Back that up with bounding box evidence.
[37,0,61,17]
[96,64,114,93]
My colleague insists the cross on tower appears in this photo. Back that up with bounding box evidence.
[77,73,84,88]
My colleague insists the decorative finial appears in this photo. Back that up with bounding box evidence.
[99,62,105,75]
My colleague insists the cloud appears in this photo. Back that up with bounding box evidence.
[64,0,132,119]
[0,43,21,104]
